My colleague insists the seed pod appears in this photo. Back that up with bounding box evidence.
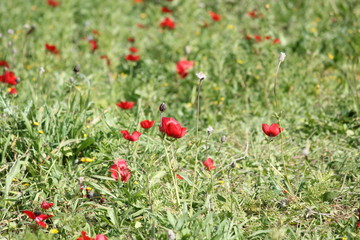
[159,102,166,112]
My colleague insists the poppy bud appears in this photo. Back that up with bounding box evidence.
[34,210,42,216]
[221,136,226,143]
[73,64,80,74]
[159,102,166,112]
[16,78,20,84]
[206,126,214,135]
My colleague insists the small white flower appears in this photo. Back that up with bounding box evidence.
[196,72,206,81]
[39,67,45,75]
[7,29,14,35]
[206,126,214,135]
[279,52,286,62]
[168,230,176,240]
[0,33,3,38]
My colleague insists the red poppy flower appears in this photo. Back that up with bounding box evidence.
[209,11,221,21]
[110,159,131,182]
[47,0,60,7]
[77,231,92,240]
[247,10,257,18]
[116,101,135,109]
[125,54,140,61]
[203,158,216,171]
[265,36,272,40]
[45,44,59,54]
[159,117,187,139]
[94,235,108,240]
[8,88,18,94]
[89,40,98,52]
[0,71,18,85]
[134,0,143,3]
[23,210,53,228]
[254,35,262,42]
[0,60,9,68]
[129,47,138,53]
[140,120,155,129]
[120,130,142,142]
[273,38,281,44]
[176,174,184,180]
[262,123,283,137]
[127,37,135,42]
[176,59,194,78]
[100,55,111,65]
[160,17,176,29]
[41,200,54,210]
[161,7,173,13]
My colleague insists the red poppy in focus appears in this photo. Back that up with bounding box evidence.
[45,44,59,54]
[120,130,142,142]
[160,17,176,29]
[128,37,135,42]
[203,158,216,171]
[100,55,111,65]
[77,231,92,240]
[125,54,140,61]
[176,59,194,78]
[110,159,131,182]
[0,60,9,68]
[0,71,18,85]
[254,35,262,42]
[159,117,187,139]
[89,40,98,52]
[140,120,155,129]
[176,174,184,180]
[129,47,138,53]
[41,201,54,210]
[116,101,135,109]
[8,88,18,94]
[47,0,60,7]
[262,123,283,137]
[161,7,173,13]
[273,38,281,44]
[23,210,53,228]
[209,11,221,21]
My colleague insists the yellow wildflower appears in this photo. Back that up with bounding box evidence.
[327,53,334,60]
[50,229,59,234]
[140,13,147,19]
[26,65,31,70]
[38,130,44,134]
[33,122,39,126]
[227,25,235,29]
[86,187,92,191]
[237,59,244,64]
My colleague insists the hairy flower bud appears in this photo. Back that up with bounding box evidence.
[159,102,166,112]
[73,64,80,74]
[279,52,286,62]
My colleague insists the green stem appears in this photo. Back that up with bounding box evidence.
[163,140,180,206]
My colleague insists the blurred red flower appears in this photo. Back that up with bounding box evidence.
[273,38,281,44]
[254,35,262,42]
[110,159,131,182]
[127,37,135,42]
[262,123,283,137]
[120,130,142,142]
[23,210,53,228]
[161,7,173,13]
[0,60,9,68]
[203,158,216,171]
[129,47,138,53]
[176,60,194,78]
[92,29,100,36]
[265,36,272,40]
[0,71,18,85]
[247,10,257,18]
[140,120,155,129]
[160,17,176,29]
[100,55,111,65]
[45,44,59,54]
[89,40,98,51]
[125,54,140,61]
[8,88,18,94]
[176,174,184,180]
[159,117,187,139]
[209,11,221,21]
[116,101,135,109]
[47,0,60,7]
[41,201,54,210]
[245,34,252,40]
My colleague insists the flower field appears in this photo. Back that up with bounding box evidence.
[0,0,359,239]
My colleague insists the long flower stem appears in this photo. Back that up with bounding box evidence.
[163,140,180,206]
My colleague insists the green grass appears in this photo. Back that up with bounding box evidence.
[0,0,359,239]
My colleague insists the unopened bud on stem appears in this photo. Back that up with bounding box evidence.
[159,102,166,112]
